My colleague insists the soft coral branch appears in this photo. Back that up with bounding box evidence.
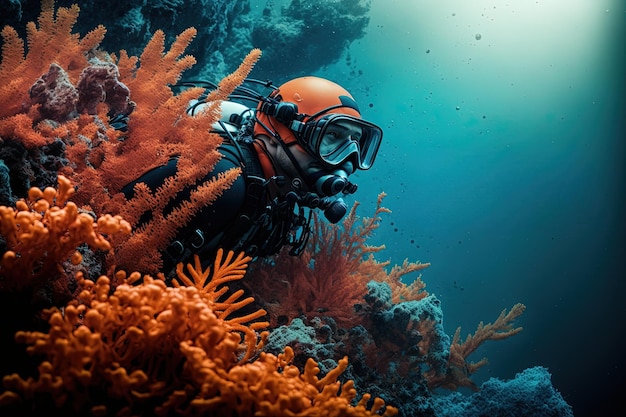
[248,192,430,327]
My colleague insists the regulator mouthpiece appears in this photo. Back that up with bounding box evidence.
[323,197,348,224]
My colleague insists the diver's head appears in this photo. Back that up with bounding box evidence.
[254,76,383,174]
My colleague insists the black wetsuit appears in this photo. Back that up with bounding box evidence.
[122,139,310,276]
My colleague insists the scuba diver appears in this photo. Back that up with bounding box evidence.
[122,76,383,276]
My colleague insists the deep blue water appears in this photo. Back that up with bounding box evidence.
[309,1,625,416]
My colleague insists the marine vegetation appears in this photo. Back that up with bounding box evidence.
[0,1,532,416]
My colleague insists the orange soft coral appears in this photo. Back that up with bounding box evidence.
[171,250,269,363]
[0,174,130,291]
[180,345,398,417]
[0,250,396,417]
[248,192,430,327]
[104,48,262,275]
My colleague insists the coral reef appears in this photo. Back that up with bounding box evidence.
[0,2,561,416]
[362,282,451,383]
[0,246,396,416]
[0,2,396,415]
[0,0,262,275]
[251,0,372,81]
[0,175,130,401]
[6,0,253,81]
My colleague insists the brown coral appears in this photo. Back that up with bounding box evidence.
[28,63,79,123]
[75,60,133,116]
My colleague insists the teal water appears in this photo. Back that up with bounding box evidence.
[311,0,625,415]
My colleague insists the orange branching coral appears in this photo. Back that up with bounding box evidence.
[98,47,262,275]
[0,0,107,142]
[385,259,429,304]
[426,303,527,391]
[0,252,267,414]
[172,250,269,363]
[88,28,202,196]
[0,174,130,291]
[248,192,430,327]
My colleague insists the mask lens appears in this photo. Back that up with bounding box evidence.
[319,121,361,158]
[304,115,382,169]
[356,122,382,169]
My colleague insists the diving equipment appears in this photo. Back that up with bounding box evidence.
[254,76,383,170]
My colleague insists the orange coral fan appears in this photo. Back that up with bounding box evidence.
[425,303,527,391]
[89,33,262,201]
[0,250,396,417]
[248,192,430,327]
[0,174,130,291]
[105,47,261,275]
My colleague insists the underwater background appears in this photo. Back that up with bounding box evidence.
[1,0,624,416]
[331,1,625,416]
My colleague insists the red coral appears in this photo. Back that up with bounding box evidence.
[247,193,430,328]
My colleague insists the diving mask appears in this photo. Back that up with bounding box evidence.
[292,114,383,170]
